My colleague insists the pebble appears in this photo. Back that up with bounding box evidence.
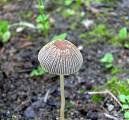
[87,110,98,120]
[24,107,36,118]
[107,104,114,111]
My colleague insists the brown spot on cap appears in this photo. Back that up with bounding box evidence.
[38,40,83,75]
[54,40,69,50]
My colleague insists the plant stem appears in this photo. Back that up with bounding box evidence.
[38,0,44,15]
[60,75,65,120]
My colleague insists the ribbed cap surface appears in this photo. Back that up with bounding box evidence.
[38,40,83,75]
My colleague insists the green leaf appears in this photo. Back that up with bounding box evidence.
[0,20,9,33]
[100,53,114,63]
[124,43,129,48]
[126,95,129,103]
[0,20,10,43]
[64,0,72,6]
[92,95,104,103]
[52,33,67,41]
[105,63,112,69]
[122,104,129,110]
[76,0,81,5]
[2,31,11,43]
[38,0,45,16]
[65,9,75,16]
[66,100,74,109]
[37,23,44,30]
[36,15,49,23]
[119,27,127,40]
[36,14,50,35]
[118,94,126,103]
[30,66,46,77]
[107,76,129,95]
[127,79,129,84]
[124,111,129,118]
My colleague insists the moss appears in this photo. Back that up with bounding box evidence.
[91,95,104,103]
[80,24,113,45]
[106,77,129,95]
[111,67,126,75]
[108,36,129,47]
[69,22,77,30]
[107,37,122,46]
[66,100,74,110]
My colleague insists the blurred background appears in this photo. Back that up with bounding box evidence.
[0,0,129,120]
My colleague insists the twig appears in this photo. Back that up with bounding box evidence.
[44,89,50,103]
[103,113,123,120]
[9,22,37,29]
[85,90,122,107]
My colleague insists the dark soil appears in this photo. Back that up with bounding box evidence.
[0,0,129,120]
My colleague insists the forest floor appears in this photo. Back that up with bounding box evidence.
[0,0,129,120]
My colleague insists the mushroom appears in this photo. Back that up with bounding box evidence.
[38,40,83,120]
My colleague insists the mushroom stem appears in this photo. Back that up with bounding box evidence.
[60,75,65,120]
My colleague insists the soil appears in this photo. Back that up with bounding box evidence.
[0,0,129,120]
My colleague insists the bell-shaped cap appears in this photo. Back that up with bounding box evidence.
[38,40,83,75]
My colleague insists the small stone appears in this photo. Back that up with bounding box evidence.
[82,19,94,29]
[87,110,98,120]
[107,104,114,111]
[16,27,24,32]
[78,45,83,50]
[78,79,87,84]
[24,107,36,118]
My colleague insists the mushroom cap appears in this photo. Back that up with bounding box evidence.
[38,40,83,75]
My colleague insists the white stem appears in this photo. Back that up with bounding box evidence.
[9,22,37,29]
[60,75,65,120]
[103,113,119,120]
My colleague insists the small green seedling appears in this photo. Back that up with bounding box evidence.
[100,53,114,69]
[30,65,46,77]
[52,32,67,41]
[36,0,50,37]
[36,15,50,33]
[118,27,129,48]
[118,27,127,40]
[0,20,11,43]
[119,94,129,119]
